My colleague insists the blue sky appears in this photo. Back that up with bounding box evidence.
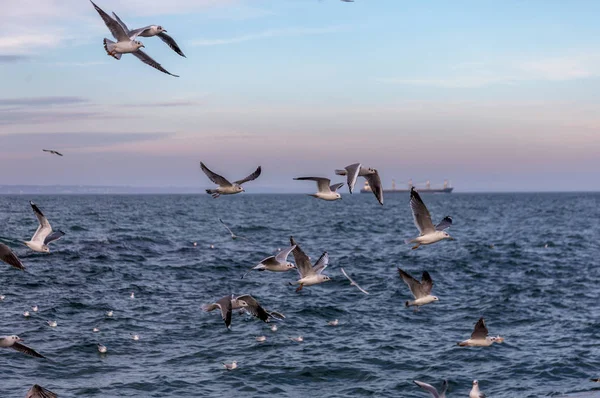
[1,0,600,192]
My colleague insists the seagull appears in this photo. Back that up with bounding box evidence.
[202,295,234,329]
[406,187,453,249]
[131,334,140,341]
[106,310,113,317]
[270,324,278,332]
[97,343,107,353]
[200,162,262,198]
[0,243,25,270]
[398,268,439,310]
[335,163,383,205]
[25,384,58,398]
[458,318,504,347]
[32,305,39,312]
[470,380,487,398]
[203,294,282,329]
[130,292,135,299]
[23,311,30,317]
[256,336,266,342]
[242,245,296,278]
[289,236,331,292]
[293,177,343,201]
[219,218,251,241]
[0,335,45,358]
[42,149,63,157]
[223,361,237,370]
[47,320,57,328]
[328,319,339,326]
[0,295,5,300]
[290,336,304,343]
[413,380,448,398]
[24,201,65,253]
[90,1,179,77]
[111,11,186,57]
[93,327,100,333]
[340,267,369,294]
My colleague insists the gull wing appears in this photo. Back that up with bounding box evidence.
[219,218,235,236]
[435,216,453,231]
[420,271,434,295]
[294,177,331,193]
[157,32,186,57]
[0,243,25,270]
[290,236,315,278]
[111,11,130,34]
[200,162,232,187]
[12,342,45,358]
[329,183,344,192]
[215,295,233,329]
[398,268,429,299]
[128,26,154,39]
[471,317,489,339]
[413,380,440,398]
[312,252,329,274]
[340,267,369,294]
[233,166,262,185]
[275,245,296,263]
[235,295,270,323]
[343,163,361,193]
[26,384,57,398]
[132,50,179,77]
[90,1,129,42]
[30,201,52,243]
[44,230,65,245]
[410,187,435,234]
[364,171,383,205]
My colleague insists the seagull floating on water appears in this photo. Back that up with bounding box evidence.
[289,236,331,292]
[413,380,448,398]
[290,336,304,343]
[23,311,30,317]
[458,317,504,347]
[398,268,439,310]
[25,384,57,398]
[0,335,45,358]
[328,319,339,326]
[97,343,107,353]
[256,336,266,342]
[93,327,100,333]
[131,334,140,341]
[340,267,369,294]
[42,149,63,157]
[200,162,261,198]
[405,187,453,249]
[242,245,296,278]
[223,361,237,370]
[32,305,38,312]
[0,295,5,300]
[47,320,57,328]
[130,292,135,299]
[25,201,65,253]
[335,163,383,205]
[106,310,113,317]
[470,380,486,398]
[0,243,25,270]
[270,324,278,332]
[293,177,343,201]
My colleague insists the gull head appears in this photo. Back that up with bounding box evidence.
[335,193,342,200]
[491,336,504,343]
[473,380,479,387]
[10,335,23,343]
[320,275,332,282]
[135,41,144,49]
[432,296,440,302]
[236,300,249,308]
[41,245,50,253]
[286,262,296,270]
[157,25,166,33]
[235,186,244,193]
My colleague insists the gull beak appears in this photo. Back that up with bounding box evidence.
[141,44,145,48]
[163,29,167,33]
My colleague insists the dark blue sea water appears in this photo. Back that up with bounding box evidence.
[1,193,600,397]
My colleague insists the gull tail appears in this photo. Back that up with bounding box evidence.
[103,38,121,60]
[334,169,347,176]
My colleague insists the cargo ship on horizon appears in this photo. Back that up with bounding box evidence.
[360,179,453,194]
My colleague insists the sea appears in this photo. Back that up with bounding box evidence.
[0,192,599,397]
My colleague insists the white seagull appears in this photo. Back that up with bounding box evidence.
[223,361,237,370]
[24,202,65,253]
[90,1,179,77]
[97,343,107,353]
[470,380,487,398]
[200,162,262,198]
[398,268,439,310]
[293,177,343,201]
[203,294,282,330]
[256,336,266,342]
[290,336,304,343]
[406,187,453,249]
[111,11,186,57]
[327,319,339,326]
[289,236,331,292]
[458,318,504,347]
[219,218,251,241]
[242,245,296,278]
[413,380,448,398]
[32,305,39,312]
[340,267,369,294]
[25,384,58,398]
[0,335,45,358]
[47,320,57,328]
[335,163,383,205]
[0,243,25,270]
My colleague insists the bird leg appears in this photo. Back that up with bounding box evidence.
[295,284,304,293]
[411,244,420,250]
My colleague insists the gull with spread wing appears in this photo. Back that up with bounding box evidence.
[200,162,261,198]
[203,294,283,329]
[398,268,439,310]
[90,1,179,77]
[293,177,343,201]
[406,187,453,249]
[288,236,331,292]
[25,384,57,398]
[340,267,369,294]
[112,12,185,57]
[335,163,383,205]
[0,335,45,359]
[24,202,65,253]
[242,245,296,278]
[42,149,63,157]
[219,218,251,241]
[413,380,448,398]
[458,318,504,347]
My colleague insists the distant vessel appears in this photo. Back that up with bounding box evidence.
[360,179,453,194]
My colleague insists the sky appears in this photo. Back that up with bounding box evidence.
[1,0,600,192]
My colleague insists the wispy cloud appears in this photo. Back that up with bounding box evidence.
[0,132,171,151]
[124,100,202,108]
[190,25,348,46]
[0,55,29,63]
[0,96,89,107]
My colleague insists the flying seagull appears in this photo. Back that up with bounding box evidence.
[90,1,179,77]
[405,187,453,249]
[458,317,504,347]
[288,236,331,292]
[398,268,439,310]
[413,380,448,398]
[219,218,251,241]
[293,177,343,201]
[25,202,65,253]
[203,294,282,329]
[0,335,45,358]
[242,245,296,278]
[42,149,63,157]
[25,384,57,398]
[112,12,185,57]
[335,163,383,205]
[470,380,487,398]
[200,162,261,198]
[340,267,369,294]
[0,243,25,270]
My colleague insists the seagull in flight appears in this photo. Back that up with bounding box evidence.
[406,187,453,249]
[340,267,369,294]
[242,245,296,278]
[24,202,65,253]
[219,218,251,241]
[90,1,179,77]
[200,162,262,198]
[335,163,383,205]
[0,243,25,270]
[42,149,63,157]
[111,11,185,57]
[203,294,282,329]
[458,317,504,347]
[398,268,439,310]
[0,335,45,358]
[288,236,331,292]
[414,380,448,398]
[293,177,343,201]
[25,384,58,398]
